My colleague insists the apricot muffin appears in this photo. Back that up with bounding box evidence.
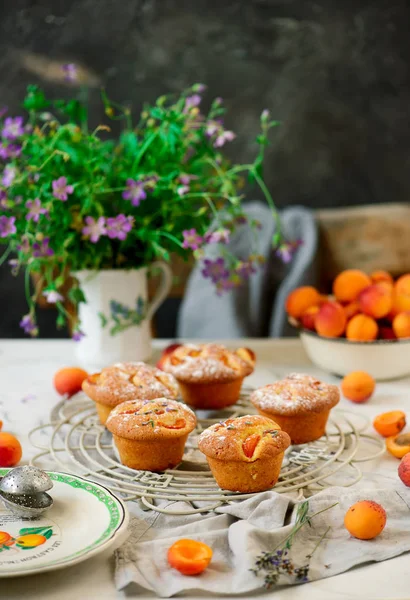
[250,373,340,444]
[198,415,290,492]
[161,343,255,409]
[106,398,196,471]
[82,362,179,425]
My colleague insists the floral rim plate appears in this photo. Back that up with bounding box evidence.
[0,469,128,577]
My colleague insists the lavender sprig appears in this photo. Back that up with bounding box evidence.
[252,501,337,589]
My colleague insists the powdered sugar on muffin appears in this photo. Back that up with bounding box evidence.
[82,361,179,407]
[162,343,255,383]
[251,373,339,416]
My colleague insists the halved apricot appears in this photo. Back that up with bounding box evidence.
[168,539,213,575]
[386,433,410,458]
[242,433,261,458]
[373,411,406,437]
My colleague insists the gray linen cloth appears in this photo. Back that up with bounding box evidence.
[177,203,318,339]
[115,484,410,597]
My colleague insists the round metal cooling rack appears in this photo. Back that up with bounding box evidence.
[29,388,384,515]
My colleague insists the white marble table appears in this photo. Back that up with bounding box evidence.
[1,338,409,600]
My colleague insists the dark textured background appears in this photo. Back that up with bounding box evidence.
[1,0,409,337]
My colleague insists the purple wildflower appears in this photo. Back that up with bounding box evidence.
[0,143,20,160]
[214,130,236,148]
[106,214,134,240]
[184,94,202,112]
[182,229,203,250]
[82,216,107,243]
[215,279,236,296]
[204,229,230,245]
[2,166,16,187]
[201,257,229,283]
[26,198,48,222]
[0,215,16,237]
[177,185,189,197]
[276,240,303,264]
[206,121,219,137]
[19,313,38,337]
[122,178,147,207]
[8,258,19,275]
[43,290,63,304]
[32,237,54,257]
[177,173,197,197]
[62,63,78,82]
[261,109,270,121]
[18,235,30,253]
[0,190,7,208]
[1,117,24,141]
[193,83,207,93]
[72,329,85,342]
[236,260,257,279]
[52,176,74,201]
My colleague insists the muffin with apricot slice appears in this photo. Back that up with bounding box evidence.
[82,362,179,425]
[106,398,196,471]
[161,343,255,409]
[198,415,290,493]
[251,374,339,444]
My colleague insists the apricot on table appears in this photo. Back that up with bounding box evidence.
[392,312,410,339]
[315,301,347,338]
[341,371,375,403]
[373,411,406,437]
[344,500,387,540]
[390,291,410,318]
[386,433,410,458]
[285,286,321,319]
[168,539,213,575]
[398,453,410,487]
[333,270,372,303]
[346,314,378,342]
[0,432,22,467]
[358,284,393,319]
[370,270,394,285]
[300,305,320,331]
[53,367,89,398]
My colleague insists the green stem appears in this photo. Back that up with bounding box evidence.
[307,525,331,559]
[132,130,160,171]
[157,231,184,249]
[252,170,282,240]
[94,186,126,195]
[269,502,338,555]
[24,265,33,308]
[0,245,12,267]
[56,301,74,323]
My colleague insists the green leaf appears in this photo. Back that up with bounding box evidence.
[43,529,53,539]
[19,526,52,535]
[23,85,50,111]
[68,287,86,304]
[98,312,108,328]
[120,131,139,155]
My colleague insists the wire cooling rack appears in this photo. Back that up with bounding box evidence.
[28,388,384,515]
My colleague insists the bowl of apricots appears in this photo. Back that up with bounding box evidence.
[286,269,410,380]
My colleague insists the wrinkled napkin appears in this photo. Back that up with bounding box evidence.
[115,484,410,597]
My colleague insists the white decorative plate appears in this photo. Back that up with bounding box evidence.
[0,469,128,577]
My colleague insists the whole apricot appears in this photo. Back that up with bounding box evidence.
[315,301,347,338]
[379,326,396,340]
[343,300,361,320]
[300,305,320,331]
[390,290,410,318]
[53,367,89,398]
[373,411,406,437]
[346,314,378,342]
[341,371,375,403]
[333,270,372,303]
[0,432,22,467]
[392,312,410,339]
[285,286,321,319]
[344,500,386,540]
[395,274,410,296]
[386,433,410,458]
[398,453,410,487]
[358,284,393,319]
[371,270,393,285]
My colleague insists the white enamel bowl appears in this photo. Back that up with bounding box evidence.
[300,330,410,380]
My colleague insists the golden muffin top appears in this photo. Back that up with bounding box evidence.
[161,343,255,384]
[251,373,340,416]
[106,398,197,440]
[82,361,179,407]
[198,414,290,462]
